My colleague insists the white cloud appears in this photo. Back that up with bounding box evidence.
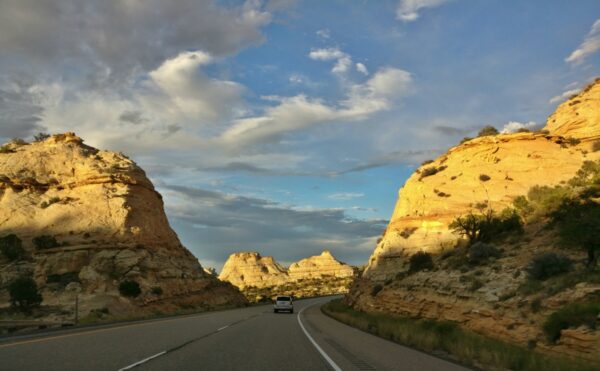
[149,50,245,121]
[220,67,413,146]
[328,192,364,200]
[500,121,537,134]
[309,47,353,76]
[549,88,580,104]
[316,29,331,39]
[396,0,451,22]
[356,63,369,75]
[566,19,600,64]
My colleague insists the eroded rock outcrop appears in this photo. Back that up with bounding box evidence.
[0,133,246,321]
[219,250,356,301]
[364,80,600,281]
[349,80,600,361]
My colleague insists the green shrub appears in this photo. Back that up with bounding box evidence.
[526,253,573,280]
[119,280,141,298]
[460,137,472,144]
[565,137,581,146]
[450,208,523,245]
[11,138,27,145]
[9,277,42,312]
[151,286,163,296]
[467,242,501,265]
[526,185,571,216]
[371,284,383,297]
[46,272,80,287]
[33,235,60,250]
[550,198,600,268]
[513,196,534,218]
[0,145,13,154]
[0,234,25,261]
[478,125,499,137]
[419,165,447,180]
[479,174,491,182]
[33,132,50,142]
[568,160,600,187]
[543,302,600,343]
[40,197,61,209]
[409,251,434,273]
[516,128,530,133]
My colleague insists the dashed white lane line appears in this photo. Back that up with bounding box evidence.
[297,305,342,371]
[217,325,229,332]
[118,351,167,371]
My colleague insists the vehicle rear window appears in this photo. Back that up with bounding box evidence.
[276,296,291,301]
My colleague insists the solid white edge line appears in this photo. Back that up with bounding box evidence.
[118,350,167,371]
[217,325,229,332]
[297,305,342,371]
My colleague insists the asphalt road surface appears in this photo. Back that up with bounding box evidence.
[0,296,468,371]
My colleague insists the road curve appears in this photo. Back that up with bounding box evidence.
[0,296,468,370]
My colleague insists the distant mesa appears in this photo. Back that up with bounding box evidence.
[0,132,246,325]
[219,250,357,301]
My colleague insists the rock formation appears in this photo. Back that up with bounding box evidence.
[0,133,246,322]
[219,250,356,301]
[348,79,600,361]
[364,81,600,281]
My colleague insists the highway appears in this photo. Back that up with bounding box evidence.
[0,296,468,370]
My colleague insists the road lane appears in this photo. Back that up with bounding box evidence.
[0,296,470,371]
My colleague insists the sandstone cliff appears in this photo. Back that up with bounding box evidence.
[0,133,246,322]
[349,79,600,361]
[220,250,356,301]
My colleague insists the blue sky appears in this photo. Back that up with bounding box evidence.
[1,0,599,271]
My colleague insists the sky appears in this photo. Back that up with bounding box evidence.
[1,0,599,272]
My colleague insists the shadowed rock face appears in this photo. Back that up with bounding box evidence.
[0,133,246,320]
[363,80,600,281]
[219,250,356,300]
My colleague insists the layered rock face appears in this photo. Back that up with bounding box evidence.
[0,133,246,321]
[349,80,600,360]
[220,250,356,301]
[364,81,600,281]
[219,252,288,289]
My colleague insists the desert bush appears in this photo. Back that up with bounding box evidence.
[151,286,163,296]
[543,302,600,343]
[478,125,499,137]
[40,197,61,209]
[460,137,472,144]
[33,235,60,250]
[526,253,573,280]
[399,227,418,239]
[370,284,383,296]
[11,138,27,145]
[450,208,523,245]
[592,141,600,152]
[9,276,42,312]
[46,272,80,287]
[516,128,531,133]
[421,159,434,166]
[119,280,141,298]
[513,196,534,218]
[467,242,501,265]
[568,160,600,187]
[0,234,25,261]
[550,198,600,268]
[526,185,571,216]
[419,165,447,180]
[0,145,13,153]
[479,174,491,182]
[33,132,51,142]
[565,137,581,146]
[409,251,434,273]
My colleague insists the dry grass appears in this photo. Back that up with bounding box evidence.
[322,299,598,371]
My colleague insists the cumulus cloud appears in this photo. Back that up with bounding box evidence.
[500,121,538,134]
[220,67,413,147]
[356,63,369,75]
[396,0,451,22]
[549,88,581,104]
[161,184,387,269]
[0,0,275,84]
[309,47,353,75]
[566,19,600,64]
